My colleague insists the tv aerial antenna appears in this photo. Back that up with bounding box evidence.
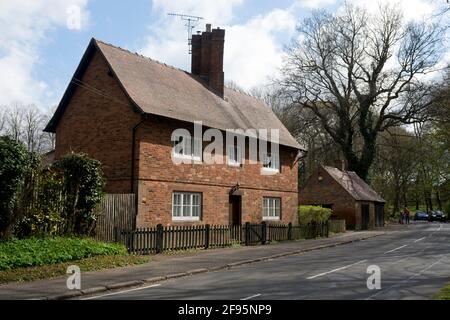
[167,13,204,54]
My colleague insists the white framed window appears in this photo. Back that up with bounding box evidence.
[263,197,281,221]
[172,192,202,221]
[173,134,202,161]
[262,153,280,172]
[228,144,242,167]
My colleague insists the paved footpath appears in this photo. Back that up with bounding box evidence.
[0,230,387,300]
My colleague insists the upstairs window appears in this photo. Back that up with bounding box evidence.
[173,134,202,161]
[262,153,280,172]
[227,144,242,167]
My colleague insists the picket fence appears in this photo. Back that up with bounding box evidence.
[116,222,329,255]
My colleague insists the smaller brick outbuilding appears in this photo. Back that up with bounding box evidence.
[299,166,385,230]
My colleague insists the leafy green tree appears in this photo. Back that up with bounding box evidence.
[0,136,32,239]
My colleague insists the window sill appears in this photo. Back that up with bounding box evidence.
[263,217,281,221]
[261,168,280,174]
[172,154,202,162]
[228,162,242,168]
[172,217,201,222]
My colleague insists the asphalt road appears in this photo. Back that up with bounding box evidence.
[82,223,450,300]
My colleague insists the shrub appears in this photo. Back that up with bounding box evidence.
[14,169,66,238]
[0,237,127,271]
[298,205,332,224]
[0,136,33,240]
[52,153,105,236]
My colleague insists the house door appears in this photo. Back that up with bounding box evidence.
[361,204,370,230]
[230,195,242,226]
[375,203,384,227]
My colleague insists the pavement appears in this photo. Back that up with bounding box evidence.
[75,222,450,300]
[0,229,387,300]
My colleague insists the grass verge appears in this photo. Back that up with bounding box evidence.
[0,237,127,270]
[0,254,150,284]
[433,284,450,300]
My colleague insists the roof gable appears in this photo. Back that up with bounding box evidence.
[322,166,385,202]
[46,38,302,150]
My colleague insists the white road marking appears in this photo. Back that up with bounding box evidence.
[82,284,161,300]
[414,237,426,243]
[384,245,407,254]
[241,294,261,300]
[307,260,367,280]
[366,255,447,299]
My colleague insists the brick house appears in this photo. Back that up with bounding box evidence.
[44,25,303,227]
[299,166,385,230]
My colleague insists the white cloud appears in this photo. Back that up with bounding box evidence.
[225,9,297,90]
[0,0,89,107]
[141,2,296,92]
[296,0,337,9]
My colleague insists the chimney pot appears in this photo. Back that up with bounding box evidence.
[206,24,212,32]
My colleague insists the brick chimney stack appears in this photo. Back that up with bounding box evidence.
[191,24,225,98]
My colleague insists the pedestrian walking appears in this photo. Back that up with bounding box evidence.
[404,207,410,225]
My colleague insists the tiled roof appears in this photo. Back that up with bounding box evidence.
[45,38,302,150]
[323,166,385,202]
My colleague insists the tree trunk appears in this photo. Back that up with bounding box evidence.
[436,191,442,210]
[341,135,376,181]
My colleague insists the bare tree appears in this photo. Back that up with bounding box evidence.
[22,106,56,153]
[6,103,25,142]
[279,2,447,180]
[2,103,54,153]
[0,106,6,134]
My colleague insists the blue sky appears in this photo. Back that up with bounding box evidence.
[0,0,446,112]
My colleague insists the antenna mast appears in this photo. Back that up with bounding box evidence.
[167,13,204,54]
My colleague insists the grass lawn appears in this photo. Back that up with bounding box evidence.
[433,284,450,300]
[0,254,150,284]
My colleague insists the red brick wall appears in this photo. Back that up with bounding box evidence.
[299,167,357,227]
[55,50,141,193]
[135,117,299,227]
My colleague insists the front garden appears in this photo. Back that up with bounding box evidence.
[0,136,147,283]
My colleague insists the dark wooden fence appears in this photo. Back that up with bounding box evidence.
[94,194,136,242]
[118,221,329,255]
[328,219,346,234]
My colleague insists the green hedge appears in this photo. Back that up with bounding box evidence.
[299,205,332,224]
[0,237,127,271]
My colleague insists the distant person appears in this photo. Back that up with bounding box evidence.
[404,207,410,225]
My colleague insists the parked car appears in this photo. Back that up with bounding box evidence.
[429,211,447,222]
[414,211,430,221]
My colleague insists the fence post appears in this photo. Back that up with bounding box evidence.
[261,221,267,245]
[205,224,210,249]
[325,222,329,238]
[156,224,164,254]
[288,222,292,241]
[114,227,119,243]
[244,222,250,246]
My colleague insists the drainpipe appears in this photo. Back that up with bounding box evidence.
[131,114,148,193]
